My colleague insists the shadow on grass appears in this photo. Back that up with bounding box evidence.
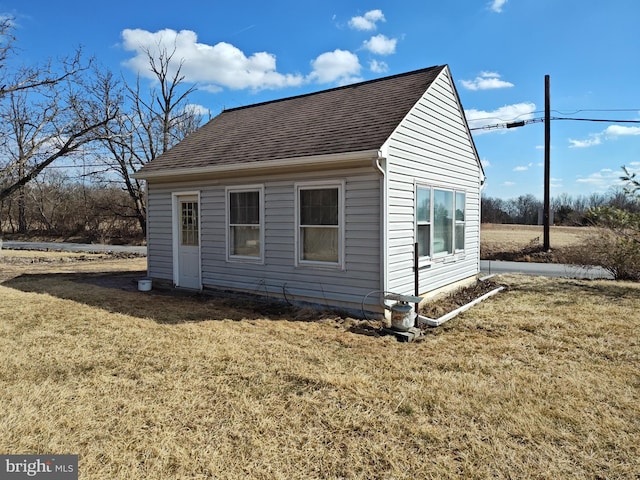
[2,271,316,324]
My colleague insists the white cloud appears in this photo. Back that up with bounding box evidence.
[574,168,640,192]
[550,177,563,189]
[121,28,304,91]
[362,34,397,55]
[121,28,371,91]
[503,181,516,187]
[466,102,536,133]
[461,72,514,91]
[568,135,602,148]
[184,103,211,117]
[481,158,491,168]
[603,125,640,137]
[349,10,385,31]
[568,124,640,148]
[308,49,362,85]
[513,163,533,172]
[369,59,388,73]
[490,0,508,13]
[576,168,625,189]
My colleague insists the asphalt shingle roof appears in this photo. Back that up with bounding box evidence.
[136,65,446,175]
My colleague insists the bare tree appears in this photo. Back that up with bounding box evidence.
[622,165,640,198]
[0,18,119,207]
[0,17,80,97]
[98,44,204,234]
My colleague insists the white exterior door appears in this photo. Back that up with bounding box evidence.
[174,194,201,289]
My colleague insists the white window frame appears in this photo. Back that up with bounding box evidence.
[415,184,467,260]
[226,185,264,263]
[294,180,345,269]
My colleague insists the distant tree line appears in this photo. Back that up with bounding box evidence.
[481,189,640,226]
[0,170,142,243]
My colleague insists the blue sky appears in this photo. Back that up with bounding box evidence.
[3,0,639,199]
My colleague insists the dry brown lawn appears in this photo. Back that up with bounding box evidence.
[481,223,598,261]
[1,250,639,479]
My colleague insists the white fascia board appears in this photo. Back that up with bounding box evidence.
[132,149,380,180]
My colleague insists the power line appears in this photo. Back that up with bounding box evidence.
[552,108,640,115]
[466,108,640,125]
[470,116,640,131]
[553,117,640,124]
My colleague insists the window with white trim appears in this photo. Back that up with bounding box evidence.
[416,185,466,258]
[297,184,342,265]
[227,187,263,260]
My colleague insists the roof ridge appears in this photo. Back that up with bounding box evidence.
[221,64,446,113]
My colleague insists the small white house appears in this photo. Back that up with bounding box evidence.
[133,65,484,316]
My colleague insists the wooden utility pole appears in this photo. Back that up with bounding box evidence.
[543,75,551,251]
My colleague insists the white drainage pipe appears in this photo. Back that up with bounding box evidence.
[417,286,505,327]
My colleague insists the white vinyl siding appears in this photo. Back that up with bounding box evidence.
[146,187,174,281]
[385,66,481,296]
[145,167,380,314]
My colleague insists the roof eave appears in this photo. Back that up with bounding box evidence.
[132,149,381,180]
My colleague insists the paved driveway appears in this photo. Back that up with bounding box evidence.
[480,260,613,279]
[1,241,147,255]
[1,241,614,279]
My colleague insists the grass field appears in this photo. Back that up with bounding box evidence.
[0,249,638,478]
[481,223,597,261]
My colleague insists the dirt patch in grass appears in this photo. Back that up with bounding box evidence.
[419,279,504,319]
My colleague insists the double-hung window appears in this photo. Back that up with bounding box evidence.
[227,186,263,261]
[416,185,466,258]
[296,183,343,266]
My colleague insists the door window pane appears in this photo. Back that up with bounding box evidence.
[181,201,199,246]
